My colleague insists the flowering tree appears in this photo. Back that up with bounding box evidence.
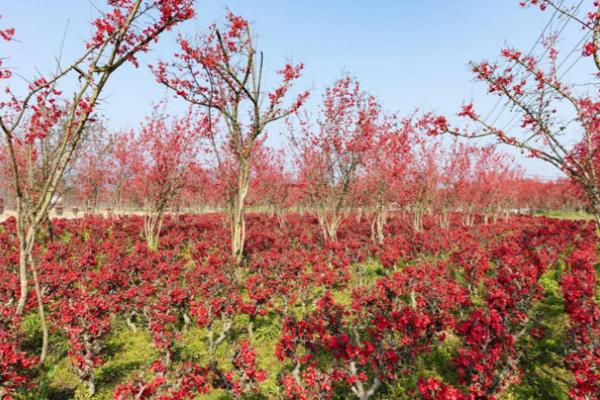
[0,0,195,363]
[248,144,296,227]
[134,106,208,249]
[56,287,113,396]
[71,122,113,212]
[468,146,524,223]
[513,177,587,212]
[362,115,412,243]
[421,0,600,228]
[104,129,142,212]
[405,138,443,232]
[434,140,473,227]
[436,143,524,225]
[293,76,379,241]
[176,163,215,212]
[153,11,308,262]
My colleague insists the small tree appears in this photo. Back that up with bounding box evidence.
[467,146,524,223]
[0,0,195,363]
[71,123,113,212]
[153,11,308,262]
[363,115,412,243]
[135,107,207,249]
[248,145,295,227]
[405,138,443,232]
[104,129,140,213]
[293,76,379,241]
[434,140,472,228]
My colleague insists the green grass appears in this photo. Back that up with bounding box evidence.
[535,209,594,221]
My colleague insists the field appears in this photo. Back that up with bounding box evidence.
[2,212,598,400]
[1,1,600,399]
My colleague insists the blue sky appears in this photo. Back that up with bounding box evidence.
[1,1,592,178]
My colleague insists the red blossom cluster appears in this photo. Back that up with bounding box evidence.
[88,0,195,67]
[0,20,14,80]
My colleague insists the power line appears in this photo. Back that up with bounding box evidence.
[557,31,591,79]
[501,27,590,134]
[499,4,589,137]
[488,0,584,128]
[484,0,565,123]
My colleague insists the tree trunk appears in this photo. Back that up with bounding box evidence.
[349,361,381,400]
[143,210,164,251]
[231,161,250,263]
[371,205,387,245]
[86,380,96,397]
[590,199,600,231]
[440,208,450,229]
[29,253,48,365]
[143,181,178,250]
[276,208,286,228]
[586,186,600,231]
[370,214,377,244]
[462,210,474,226]
[413,206,424,232]
[16,242,29,315]
[16,219,35,315]
[318,210,341,242]
[15,214,48,364]
[325,216,339,242]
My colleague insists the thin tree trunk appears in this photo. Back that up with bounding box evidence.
[324,212,340,241]
[413,206,424,232]
[586,186,600,231]
[29,253,48,364]
[371,205,387,244]
[231,161,250,263]
[15,214,48,364]
[144,209,164,250]
[370,214,377,244]
[276,208,286,228]
[16,219,35,315]
[440,208,450,229]
[16,242,29,315]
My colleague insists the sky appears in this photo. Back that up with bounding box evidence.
[1,1,593,179]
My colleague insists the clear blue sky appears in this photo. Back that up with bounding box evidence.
[1,1,591,178]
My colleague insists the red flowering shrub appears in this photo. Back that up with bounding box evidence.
[418,377,467,400]
[218,340,267,398]
[561,240,600,399]
[0,212,596,398]
[55,287,113,395]
[0,312,38,399]
[113,362,212,400]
